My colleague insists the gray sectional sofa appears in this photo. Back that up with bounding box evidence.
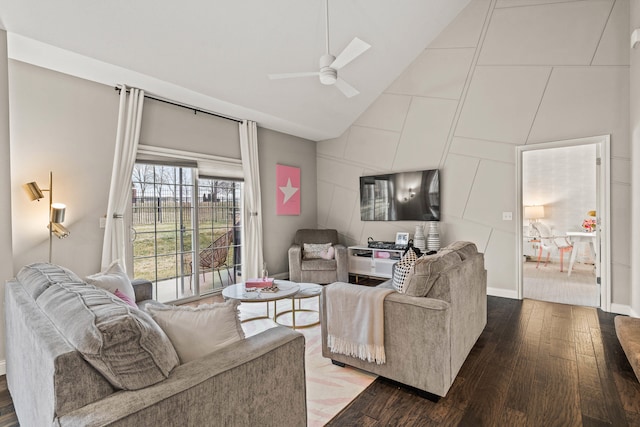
[321,241,487,397]
[6,263,307,427]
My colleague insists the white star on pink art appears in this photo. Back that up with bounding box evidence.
[279,178,299,204]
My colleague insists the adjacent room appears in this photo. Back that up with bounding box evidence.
[522,142,601,308]
[1,0,640,426]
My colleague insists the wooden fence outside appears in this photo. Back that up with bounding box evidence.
[132,199,238,225]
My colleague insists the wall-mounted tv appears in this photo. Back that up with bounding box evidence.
[359,169,440,221]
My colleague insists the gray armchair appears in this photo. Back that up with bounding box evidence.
[288,229,348,284]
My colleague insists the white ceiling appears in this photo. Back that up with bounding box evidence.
[0,0,469,141]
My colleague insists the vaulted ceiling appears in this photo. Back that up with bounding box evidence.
[0,0,470,141]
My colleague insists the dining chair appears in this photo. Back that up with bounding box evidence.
[530,222,573,272]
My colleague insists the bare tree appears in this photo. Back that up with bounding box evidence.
[132,164,154,201]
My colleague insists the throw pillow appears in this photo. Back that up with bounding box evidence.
[147,300,245,363]
[403,250,462,297]
[321,246,336,260]
[115,288,138,308]
[85,260,136,302]
[392,248,418,293]
[36,283,179,390]
[303,242,334,260]
[441,241,478,260]
[16,262,84,299]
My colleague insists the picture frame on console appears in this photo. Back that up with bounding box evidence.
[395,232,409,247]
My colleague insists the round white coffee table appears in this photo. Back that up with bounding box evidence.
[274,283,322,329]
[222,280,300,323]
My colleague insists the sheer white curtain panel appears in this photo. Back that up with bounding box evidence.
[101,85,144,271]
[239,120,264,279]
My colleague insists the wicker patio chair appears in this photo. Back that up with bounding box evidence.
[188,229,234,286]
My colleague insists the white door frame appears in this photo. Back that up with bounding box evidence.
[516,135,611,312]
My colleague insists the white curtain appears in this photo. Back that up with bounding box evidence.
[239,120,264,280]
[101,85,145,271]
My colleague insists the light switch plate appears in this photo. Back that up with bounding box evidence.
[502,212,513,221]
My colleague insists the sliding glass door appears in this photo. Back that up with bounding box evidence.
[131,163,242,303]
[196,177,242,294]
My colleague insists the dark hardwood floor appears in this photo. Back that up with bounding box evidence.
[2,294,638,426]
[327,296,640,426]
[0,377,18,427]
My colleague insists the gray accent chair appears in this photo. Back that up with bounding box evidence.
[6,263,307,427]
[288,228,348,284]
[321,242,487,397]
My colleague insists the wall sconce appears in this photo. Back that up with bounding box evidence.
[524,205,545,224]
[23,171,70,263]
[402,188,416,202]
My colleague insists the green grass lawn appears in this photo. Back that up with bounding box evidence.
[132,221,236,282]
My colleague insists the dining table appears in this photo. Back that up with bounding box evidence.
[565,231,597,277]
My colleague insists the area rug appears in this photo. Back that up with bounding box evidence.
[522,261,599,307]
[239,297,376,427]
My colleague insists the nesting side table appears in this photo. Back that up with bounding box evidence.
[274,283,322,329]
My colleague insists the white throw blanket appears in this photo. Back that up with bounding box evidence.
[326,282,394,364]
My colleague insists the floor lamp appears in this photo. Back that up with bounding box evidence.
[23,171,70,263]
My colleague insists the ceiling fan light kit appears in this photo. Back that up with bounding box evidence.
[319,54,337,85]
[268,0,370,97]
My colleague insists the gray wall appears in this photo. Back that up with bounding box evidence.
[317,0,631,305]
[140,97,240,158]
[9,60,119,277]
[258,128,317,276]
[0,30,12,370]
[8,61,315,280]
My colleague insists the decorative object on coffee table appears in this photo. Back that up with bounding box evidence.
[426,221,440,251]
[414,224,426,251]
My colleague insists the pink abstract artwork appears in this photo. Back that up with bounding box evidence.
[276,164,300,215]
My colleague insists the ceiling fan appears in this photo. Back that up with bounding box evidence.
[268,0,371,98]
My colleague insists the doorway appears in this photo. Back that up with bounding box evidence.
[516,135,611,311]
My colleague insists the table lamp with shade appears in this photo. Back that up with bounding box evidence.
[524,205,545,224]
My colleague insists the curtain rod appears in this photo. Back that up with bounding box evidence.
[114,86,243,124]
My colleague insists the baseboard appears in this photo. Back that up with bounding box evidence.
[487,287,519,299]
[612,304,633,316]
[482,298,632,316]
[0,359,6,375]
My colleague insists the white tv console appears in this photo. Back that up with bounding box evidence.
[348,246,404,280]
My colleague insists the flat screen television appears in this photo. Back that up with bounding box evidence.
[359,169,440,221]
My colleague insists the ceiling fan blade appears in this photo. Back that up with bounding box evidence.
[268,71,319,80]
[334,78,359,98]
[330,37,371,70]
